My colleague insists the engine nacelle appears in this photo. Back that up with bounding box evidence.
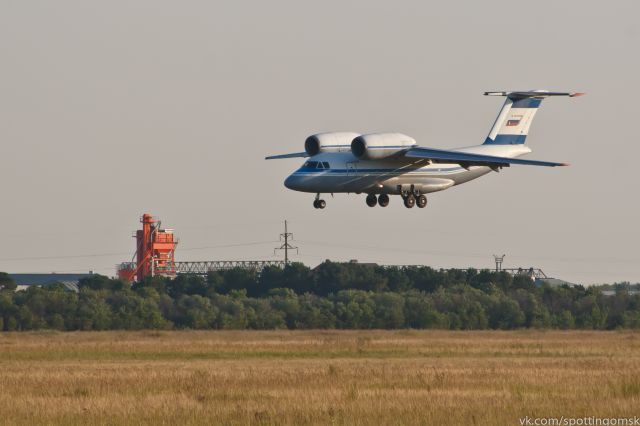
[304,132,361,156]
[351,133,417,160]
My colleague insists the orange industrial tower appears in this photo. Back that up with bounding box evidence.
[118,214,178,282]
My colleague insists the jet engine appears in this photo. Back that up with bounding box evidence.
[304,132,361,156]
[351,133,417,160]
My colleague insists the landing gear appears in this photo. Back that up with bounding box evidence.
[403,194,416,208]
[417,194,428,208]
[365,194,390,207]
[313,194,326,209]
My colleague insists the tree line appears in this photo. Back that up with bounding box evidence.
[1,262,639,331]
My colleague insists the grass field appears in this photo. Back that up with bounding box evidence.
[1,330,639,425]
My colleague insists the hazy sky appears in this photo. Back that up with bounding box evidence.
[1,0,638,284]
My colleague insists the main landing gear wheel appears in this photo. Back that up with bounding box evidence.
[313,199,326,209]
[366,194,378,207]
[378,194,390,207]
[417,194,428,208]
[403,195,416,208]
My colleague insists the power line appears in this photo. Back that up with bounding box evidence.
[0,252,129,262]
[296,240,640,265]
[297,240,488,259]
[0,241,279,262]
[179,241,279,251]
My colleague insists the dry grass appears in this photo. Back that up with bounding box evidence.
[1,330,639,425]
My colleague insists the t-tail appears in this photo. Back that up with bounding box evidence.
[483,90,584,145]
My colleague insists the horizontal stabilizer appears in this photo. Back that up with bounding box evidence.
[484,90,585,98]
[405,147,568,167]
[265,152,309,160]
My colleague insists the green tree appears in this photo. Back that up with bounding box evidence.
[0,272,16,291]
[268,288,300,329]
[17,305,35,330]
[333,290,376,329]
[488,296,525,329]
[295,294,336,329]
[0,292,18,330]
[210,293,250,329]
[556,310,575,329]
[245,299,286,329]
[403,292,446,329]
[79,275,126,291]
[212,268,258,295]
[77,290,113,330]
[175,295,216,329]
[372,293,405,329]
[167,274,208,298]
[385,267,412,292]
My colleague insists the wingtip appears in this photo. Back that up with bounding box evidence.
[561,163,571,166]
[570,92,586,97]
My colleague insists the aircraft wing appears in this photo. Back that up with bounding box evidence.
[405,147,568,168]
[265,152,309,160]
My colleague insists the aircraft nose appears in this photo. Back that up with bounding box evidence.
[284,174,298,190]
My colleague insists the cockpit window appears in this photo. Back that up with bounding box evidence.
[302,161,329,170]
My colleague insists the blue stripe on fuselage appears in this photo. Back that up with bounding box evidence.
[294,166,464,175]
[365,145,417,149]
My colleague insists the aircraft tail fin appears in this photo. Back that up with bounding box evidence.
[483,90,584,145]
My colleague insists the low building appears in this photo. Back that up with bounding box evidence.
[601,289,640,297]
[534,277,580,288]
[10,273,95,293]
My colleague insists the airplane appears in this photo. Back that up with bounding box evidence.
[266,90,583,209]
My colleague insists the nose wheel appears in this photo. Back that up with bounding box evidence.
[313,195,326,209]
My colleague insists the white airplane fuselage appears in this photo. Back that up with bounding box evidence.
[284,144,531,195]
[268,90,579,208]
